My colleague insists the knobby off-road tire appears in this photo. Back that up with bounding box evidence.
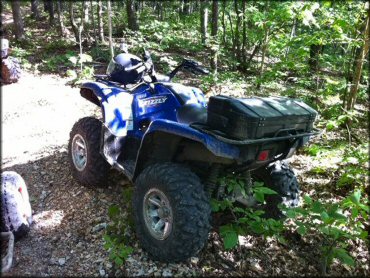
[252,160,300,219]
[68,117,110,186]
[133,163,211,262]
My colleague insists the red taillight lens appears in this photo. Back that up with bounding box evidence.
[257,150,269,161]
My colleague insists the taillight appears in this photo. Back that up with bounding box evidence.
[257,150,269,161]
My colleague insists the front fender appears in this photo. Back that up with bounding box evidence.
[80,81,134,137]
[132,119,240,180]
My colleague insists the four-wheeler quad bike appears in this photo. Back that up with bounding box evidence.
[68,48,319,262]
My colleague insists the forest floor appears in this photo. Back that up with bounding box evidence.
[2,70,368,277]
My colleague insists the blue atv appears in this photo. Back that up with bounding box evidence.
[68,48,318,262]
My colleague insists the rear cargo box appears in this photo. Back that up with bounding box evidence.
[207,95,317,140]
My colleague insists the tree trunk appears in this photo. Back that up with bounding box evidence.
[31,0,40,20]
[69,2,79,43]
[90,0,98,45]
[309,44,323,73]
[221,0,227,46]
[285,17,297,58]
[241,0,247,66]
[126,0,139,31]
[259,26,269,76]
[211,0,218,37]
[210,0,219,73]
[183,0,191,15]
[200,1,208,45]
[97,0,105,43]
[11,0,24,40]
[107,0,114,59]
[234,0,241,61]
[56,0,67,37]
[45,0,55,26]
[83,0,89,24]
[346,8,370,111]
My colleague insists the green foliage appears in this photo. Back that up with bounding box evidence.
[103,188,134,266]
[90,46,112,63]
[284,191,368,274]
[336,144,368,189]
[212,175,283,250]
[304,142,368,192]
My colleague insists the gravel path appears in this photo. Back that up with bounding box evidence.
[1,72,368,277]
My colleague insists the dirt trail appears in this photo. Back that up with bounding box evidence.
[2,72,98,167]
[1,72,124,277]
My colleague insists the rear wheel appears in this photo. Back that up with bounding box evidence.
[133,163,211,262]
[68,117,110,186]
[252,160,300,218]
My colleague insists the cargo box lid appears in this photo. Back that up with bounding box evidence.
[238,97,316,118]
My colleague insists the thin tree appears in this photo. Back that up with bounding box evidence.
[200,0,208,45]
[31,0,41,20]
[97,0,105,43]
[346,7,370,111]
[126,0,139,31]
[45,0,55,26]
[69,2,80,43]
[210,0,219,73]
[56,0,67,37]
[90,0,98,45]
[11,0,25,40]
[107,0,114,59]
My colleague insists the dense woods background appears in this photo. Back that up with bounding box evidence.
[1,0,369,276]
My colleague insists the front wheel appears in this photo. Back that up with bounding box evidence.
[133,163,211,262]
[252,160,300,218]
[68,117,110,186]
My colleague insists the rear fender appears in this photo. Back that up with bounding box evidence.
[80,81,134,137]
[132,119,240,180]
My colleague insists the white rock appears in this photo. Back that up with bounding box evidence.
[162,268,172,277]
[58,258,66,266]
[92,223,107,233]
[190,257,199,264]
[99,269,105,276]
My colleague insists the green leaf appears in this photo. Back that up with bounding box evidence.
[114,256,124,266]
[359,230,368,240]
[254,191,264,203]
[250,221,265,234]
[285,209,297,219]
[210,199,220,212]
[297,225,307,236]
[320,211,330,223]
[221,230,238,250]
[303,195,313,205]
[312,201,323,213]
[108,205,120,218]
[349,190,361,205]
[332,248,355,267]
[351,207,359,218]
[256,187,278,195]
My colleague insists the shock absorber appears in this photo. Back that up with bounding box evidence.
[205,164,221,197]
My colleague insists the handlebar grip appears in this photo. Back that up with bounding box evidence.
[134,65,147,74]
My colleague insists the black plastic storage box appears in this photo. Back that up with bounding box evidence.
[207,95,317,140]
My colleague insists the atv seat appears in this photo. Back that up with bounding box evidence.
[161,83,202,105]
[176,103,207,125]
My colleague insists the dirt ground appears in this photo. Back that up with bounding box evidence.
[1,71,369,277]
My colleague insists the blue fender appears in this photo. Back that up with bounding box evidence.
[146,119,240,158]
[80,81,127,105]
[132,119,240,179]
